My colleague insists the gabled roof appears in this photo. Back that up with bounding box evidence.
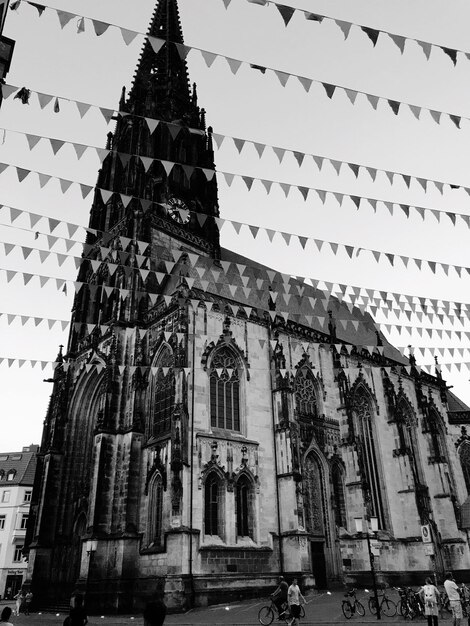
[0,444,39,487]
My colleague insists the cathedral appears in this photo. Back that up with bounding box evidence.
[24,0,470,613]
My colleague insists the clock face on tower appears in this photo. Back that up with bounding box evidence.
[167,196,190,225]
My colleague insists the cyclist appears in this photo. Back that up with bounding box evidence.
[271,576,289,619]
[419,576,440,626]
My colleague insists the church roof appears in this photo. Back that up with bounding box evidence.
[0,444,39,486]
[160,244,408,365]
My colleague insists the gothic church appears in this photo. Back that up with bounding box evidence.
[24,0,470,613]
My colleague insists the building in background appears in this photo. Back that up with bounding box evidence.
[24,0,470,615]
[0,0,15,90]
[0,445,39,600]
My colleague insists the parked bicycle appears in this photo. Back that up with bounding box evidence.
[368,588,397,617]
[342,589,365,619]
[258,598,305,625]
[395,587,418,620]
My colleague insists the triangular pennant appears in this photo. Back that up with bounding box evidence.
[276,4,296,26]
[120,27,138,46]
[92,19,110,36]
[335,20,352,39]
[361,27,379,46]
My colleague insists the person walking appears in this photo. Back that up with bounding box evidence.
[24,591,33,615]
[419,577,440,626]
[14,589,25,616]
[69,594,88,626]
[271,576,289,619]
[444,572,462,626]
[287,578,306,626]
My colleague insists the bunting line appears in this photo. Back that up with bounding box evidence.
[2,183,470,281]
[0,353,468,377]
[2,34,469,130]
[3,78,468,198]
[240,0,467,68]
[2,202,470,318]
[2,135,470,233]
[2,308,467,341]
[13,0,470,74]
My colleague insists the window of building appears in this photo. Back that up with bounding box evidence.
[331,463,347,528]
[23,490,32,503]
[2,491,10,503]
[460,442,470,494]
[6,470,15,482]
[352,391,386,529]
[13,545,23,562]
[204,473,223,537]
[427,410,446,463]
[235,475,253,538]
[146,474,163,548]
[304,454,326,535]
[152,346,175,437]
[0,470,4,480]
[209,348,240,431]
[294,368,318,418]
[20,514,28,530]
[0,515,5,530]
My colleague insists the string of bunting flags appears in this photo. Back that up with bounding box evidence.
[3,7,468,129]
[237,0,466,67]
[11,0,470,72]
[0,131,470,232]
[1,175,470,280]
[2,202,470,319]
[2,123,470,229]
[2,307,469,343]
[3,80,469,199]
[1,252,470,332]
[0,353,467,375]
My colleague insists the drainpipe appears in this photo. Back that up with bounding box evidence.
[268,321,284,575]
[188,310,196,606]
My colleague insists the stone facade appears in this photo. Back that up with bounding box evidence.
[23,0,470,614]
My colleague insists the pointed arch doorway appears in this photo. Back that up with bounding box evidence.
[303,453,329,589]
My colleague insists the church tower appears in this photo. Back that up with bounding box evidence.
[25,0,223,612]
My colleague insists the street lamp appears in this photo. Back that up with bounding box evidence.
[355,516,381,620]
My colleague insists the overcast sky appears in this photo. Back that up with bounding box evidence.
[1,0,470,451]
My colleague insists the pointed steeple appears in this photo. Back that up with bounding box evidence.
[126,0,195,123]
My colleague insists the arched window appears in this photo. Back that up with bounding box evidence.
[460,442,470,494]
[204,472,223,537]
[352,390,386,528]
[395,399,424,489]
[235,475,253,538]
[304,454,326,535]
[209,347,240,431]
[294,369,318,418]
[147,473,163,547]
[427,409,446,463]
[153,346,175,436]
[331,463,347,528]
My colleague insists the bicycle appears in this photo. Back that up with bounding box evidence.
[368,588,397,617]
[395,587,417,620]
[258,599,305,625]
[342,589,365,619]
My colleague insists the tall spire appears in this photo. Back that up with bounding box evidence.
[127,0,194,122]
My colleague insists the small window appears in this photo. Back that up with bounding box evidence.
[13,545,23,562]
[2,491,10,503]
[204,473,221,536]
[6,470,16,482]
[0,515,5,530]
[23,491,32,503]
[0,470,4,481]
[20,514,28,530]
